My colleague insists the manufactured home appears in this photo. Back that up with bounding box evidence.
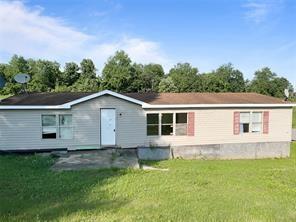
[0,90,294,159]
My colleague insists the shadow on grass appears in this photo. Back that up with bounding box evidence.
[0,154,130,221]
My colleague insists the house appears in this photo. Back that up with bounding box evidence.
[0,90,294,159]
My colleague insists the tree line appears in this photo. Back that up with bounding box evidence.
[0,50,294,98]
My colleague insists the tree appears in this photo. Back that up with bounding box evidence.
[203,63,245,92]
[27,60,61,92]
[194,73,215,92]
[70,59,100,92]
[142,63,164,92]
[158,77,178,92]
[247,67,293,98]
[270,77,293,98]
[7,55,29,75]
[168,63,198,92]
[71,77,100,92]
[61,62,80,86]
[248,67,276,95]
[0,64,7,94]
[2,55,30,94]
[131,63,165,92]
[80,59,96,79]
[100,51,136,92]
[0,54,293,97]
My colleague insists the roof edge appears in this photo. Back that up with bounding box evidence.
[63,90,148,107]
[0,90,295,109]
[0,103,294,110]
[142,103,296,109]
[0,90,149,109]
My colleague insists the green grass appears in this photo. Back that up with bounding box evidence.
[1,144,296,222]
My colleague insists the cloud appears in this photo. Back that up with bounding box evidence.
[0,1,170,72]
[242,0,283,24]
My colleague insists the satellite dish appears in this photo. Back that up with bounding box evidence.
[13,73,31,94]
[0,74,5,88]
[284,88,289,98]
[14,73,31,84]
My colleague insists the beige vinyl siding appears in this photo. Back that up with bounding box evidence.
[0,110,75,150]
[71,95,146,148]
[0,95,146,150]
[0,94,293,150]
[144,108,292,146]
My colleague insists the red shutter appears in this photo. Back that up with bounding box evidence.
[187,112,195,136]
[233,112,240,135]
[263,111,269,134]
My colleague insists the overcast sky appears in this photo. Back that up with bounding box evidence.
[0,0,295,86]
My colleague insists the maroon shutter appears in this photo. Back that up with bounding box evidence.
[233,112,240,135]
[187,112,195,136]
[263,111,269,134]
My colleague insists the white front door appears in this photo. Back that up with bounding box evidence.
[101,108,116,146]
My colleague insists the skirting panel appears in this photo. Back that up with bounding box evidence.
[172,142,290,160]
[138,142,291,160]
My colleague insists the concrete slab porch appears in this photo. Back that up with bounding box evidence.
[52,149,139,171]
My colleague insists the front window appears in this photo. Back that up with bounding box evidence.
[161,113,173,135]
[240,112,263,134]
[240,112,250,133]
[251,112,262,133]
[42,114,73,139]
[59,115,73,139]
[147,114,159,136]
[176,113,187,135]
[146,112,189,136]
[42,115,57,139]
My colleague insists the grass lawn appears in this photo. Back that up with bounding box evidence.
[0,144,296,222]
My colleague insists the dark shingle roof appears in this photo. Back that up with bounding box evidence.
[0,92,94,105]
[124,92,287,104]
[0,91,287,106]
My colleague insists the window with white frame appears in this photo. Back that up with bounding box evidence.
[240,112,262,134]
[147,113,159,136]
[59,115,73,139]
[42,115,57,139]
[240,112,250,133]
[42,114,73,139]
[146,112,188,136]
[175,113,187,135]
[161,113,174,135]
[251,112,262,133]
